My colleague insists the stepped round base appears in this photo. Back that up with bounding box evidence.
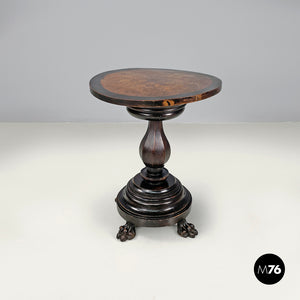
[115,169,192,227]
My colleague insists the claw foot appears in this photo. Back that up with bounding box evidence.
[177,219,198,238]
[116,222,136,242]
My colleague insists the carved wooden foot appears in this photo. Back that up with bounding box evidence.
[116,222,136,242]
[177,219,198,238]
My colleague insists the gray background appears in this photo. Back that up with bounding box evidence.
[0,0,299,122]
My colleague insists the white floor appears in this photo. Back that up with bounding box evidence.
[0,122,299,300]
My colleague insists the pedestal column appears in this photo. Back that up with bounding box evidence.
[116,105,198,241]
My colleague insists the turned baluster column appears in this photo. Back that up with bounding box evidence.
[139,120,170,183]
[127,105,186,183]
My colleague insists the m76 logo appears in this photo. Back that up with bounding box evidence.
[254,254,285,284]
[257,265,282,274]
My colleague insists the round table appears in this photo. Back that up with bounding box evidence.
[90,68,222,241]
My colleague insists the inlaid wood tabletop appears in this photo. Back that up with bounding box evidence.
[89,68,222,107]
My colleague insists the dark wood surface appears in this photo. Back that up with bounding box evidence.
[90,68,222,107]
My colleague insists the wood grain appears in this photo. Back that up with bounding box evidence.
[90,68,221,107]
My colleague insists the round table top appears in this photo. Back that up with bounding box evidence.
[89,68,222,107]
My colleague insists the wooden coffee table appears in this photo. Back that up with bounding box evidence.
[89,68,222,241]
